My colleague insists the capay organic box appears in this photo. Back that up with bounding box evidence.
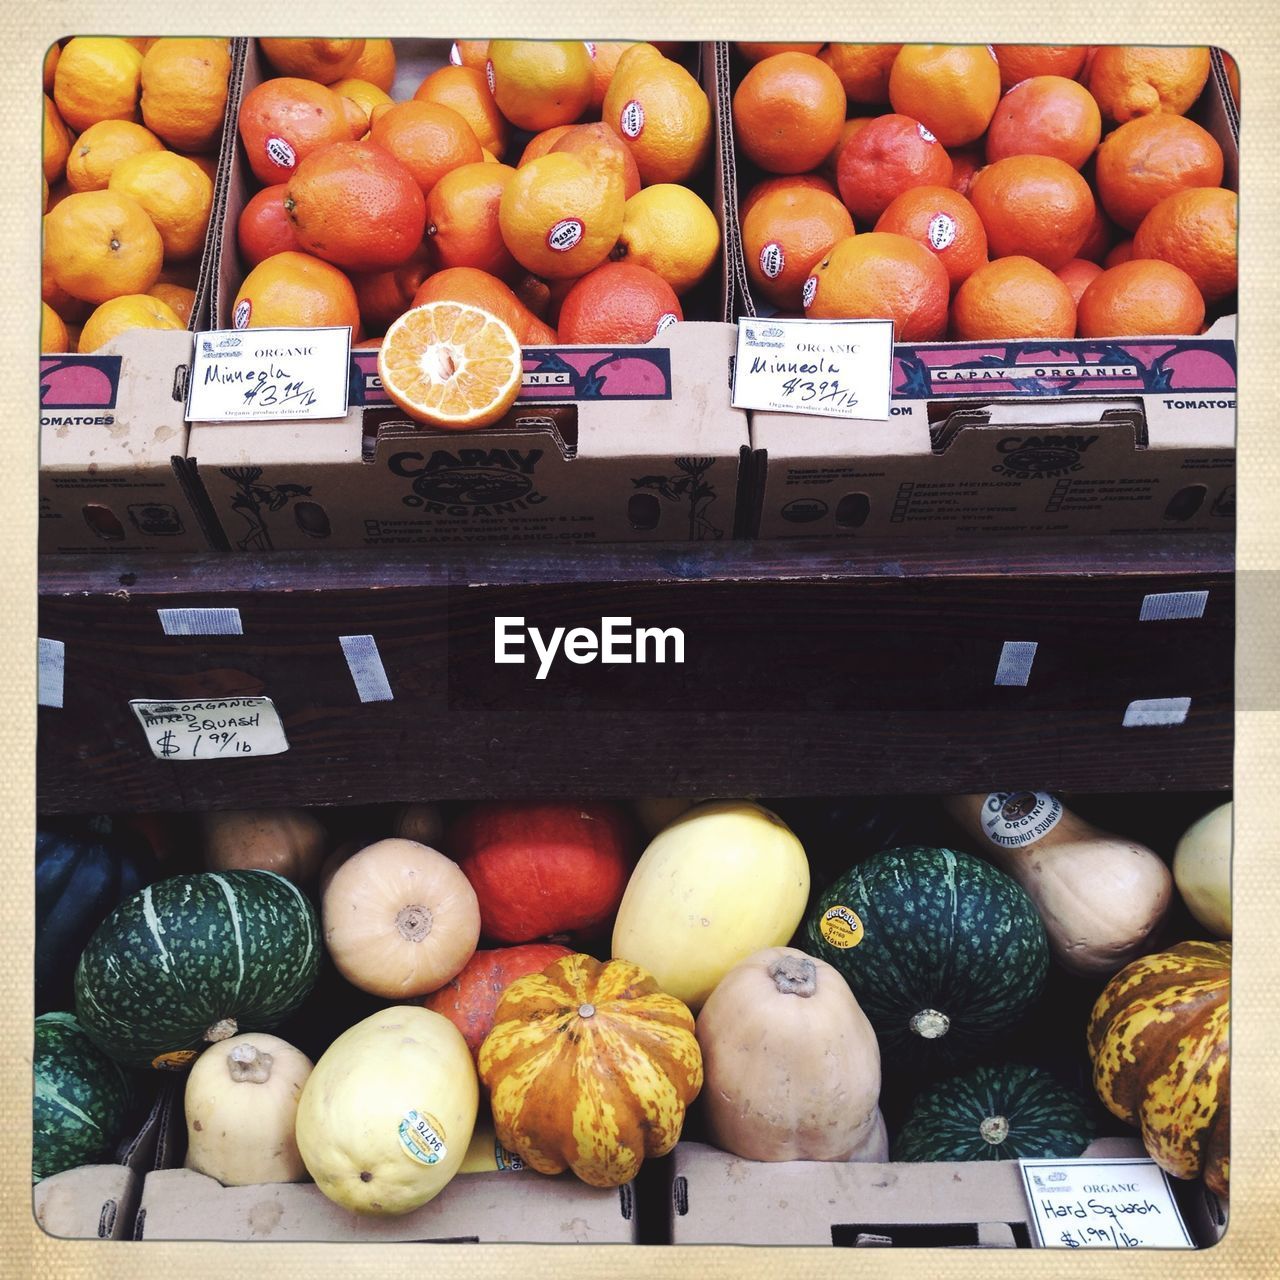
[736,49,1238,541]
[186,39,747,551]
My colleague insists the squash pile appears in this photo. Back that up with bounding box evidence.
[33,790,1231,1214]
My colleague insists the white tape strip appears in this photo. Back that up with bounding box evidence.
[37,638,65,709]
[1123,697,1192,727]
[340,635,394,703]
[994,640,1038,687]
[159,607,244,636]
[1139,591,1209,622]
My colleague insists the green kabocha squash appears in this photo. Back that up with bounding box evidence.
[806,846,1049,1070]
[893,1064,1095,1162]
[74,870,321,1070]
[33,1012,133,1181]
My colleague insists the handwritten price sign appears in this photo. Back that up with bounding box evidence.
[731,318,894,420]
[1019,1158,1194,1249]
[186,327,351,422]
[130,697,290,761]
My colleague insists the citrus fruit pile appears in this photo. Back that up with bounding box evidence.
[732,43,1237,341]
[41,37,231,353]
[231,36,720,397]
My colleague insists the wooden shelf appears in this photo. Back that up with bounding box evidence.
[37,534,1233,812]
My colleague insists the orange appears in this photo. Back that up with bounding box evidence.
[889,45,1001,147]
[42,174,49,214]
[181,152,221,183]
[78,292,184,352]
[41,301,69,353]
[259,39,366,84]
[742,186,854,308]
[1220,50,1240,107]
[1076,258,1205,337]
[519,125,576,166]
[237,184,303,266]
[586,42,637,110]
[329,79,395,135]
[1086,46,1211,122]
[44,190,163,304]
[487,40,593,132]
[1078,207,1116,263]
[412,267,557,345]
[53,38,143,133]
[514,272,552,321]
[66,121,165,193]
[378,301,524,429]
[985,76,1102,170]
[803,231,950,340]
[741,174,839,223]
[732,52,846,175]
[736,43,824,63]
[498,148,626,280]
[949,146,984,197]
[414,65,510,160]
[1094,114,1224,230]
[352,246,436,333]
[42,95,71,185]
[108,151,213,260]
[969,155,1095,269]
[551,123,642,200]
[232,250,360,330]
[952,256,1077,339]
[615,185,720,295]
[822,117,873,184]
[837,114,953,225]
[558,262,682,343]
[140,38,231,152]
[369,100,484,197]
[449,41,490,72]
[1133,187,1237,301]
[1055,258,1104,306]
[1105,239,1135,268]
[603,43,711,185]
[819,44,902,103]
[875,186,988,289]
[238,78,351,184]
[43,42,60,93]
[42,247,92,322]
[349,39,397,92]
[426,162,521,279]
[993,46,1089,89]
[148,282,197,325]
[284,141,427,271]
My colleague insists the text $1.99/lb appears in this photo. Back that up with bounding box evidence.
[129,697,289,761]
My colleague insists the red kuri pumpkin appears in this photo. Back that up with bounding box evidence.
[450,801,635,943]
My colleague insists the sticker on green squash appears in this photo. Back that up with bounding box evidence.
[151,1049,199,1070]
[399,1110,447,1166]
[819,905,864,949]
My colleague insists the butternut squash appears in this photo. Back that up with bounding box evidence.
[183,1032,313,1185]
[1173,802,1231,938]
[696,948,887,1162]
[200,808,328,885]
[945,792,1172,977]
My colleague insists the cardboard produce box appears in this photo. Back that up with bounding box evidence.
[730,48,1239,541]
[186,39,746,550]
[134,1167,639,1243]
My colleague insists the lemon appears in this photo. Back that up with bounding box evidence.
[487,40,593,132]
[615,185,720,295]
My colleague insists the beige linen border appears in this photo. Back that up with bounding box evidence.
[3,3,1276,1277]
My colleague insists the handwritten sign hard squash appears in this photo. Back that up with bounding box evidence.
[129,697,290,760]
[186,327,351,422]
[731,318,894,420]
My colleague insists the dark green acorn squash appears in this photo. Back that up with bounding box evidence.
[805,846,1048,1070]
[893,1063,1095,1162]
[74,869,321,1070]
[33,1012,133,1181]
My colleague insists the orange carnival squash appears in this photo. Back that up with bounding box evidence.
[1087,940,1229,1196]
[477,953,702,1187]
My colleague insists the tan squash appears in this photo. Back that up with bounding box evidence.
[200,808,328,885]
[696,947,887,1162]
[323,838,481,998]
[945,792,1172,977]
[183,1032,313,1185]
[1173,802,1231,938]
[390,803,444,847]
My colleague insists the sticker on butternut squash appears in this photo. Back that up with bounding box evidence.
[980,791,1063,848]
[819,905,864,948]
[398,1109,447,1166]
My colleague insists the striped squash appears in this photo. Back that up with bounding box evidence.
[893,1064,1095,1162]
[1087,940,1229,1196]
[74,870,321,1070]
[33,1012,132,1181]
[478,953,703,1187]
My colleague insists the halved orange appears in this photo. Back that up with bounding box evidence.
[378,301,523,431]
